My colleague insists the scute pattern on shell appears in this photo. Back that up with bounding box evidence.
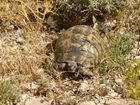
[55,25,105,69]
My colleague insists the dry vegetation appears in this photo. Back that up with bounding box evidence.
[0,0,140,104]
[0,0,55,77]
[0,31,46,76]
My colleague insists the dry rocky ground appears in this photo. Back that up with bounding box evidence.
[0,24,140,105]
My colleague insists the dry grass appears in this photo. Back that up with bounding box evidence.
[0,0,54,31]
[0,0,56,77]
[0,30,47,77]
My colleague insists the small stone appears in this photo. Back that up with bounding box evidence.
[24,97,52,105]
[99,98,106,104]
[108,89,119,97]
[16,103,21,105]
[135,35,140,41]
[110,91,119,97]
[98,104,104,105]
[78,80,89,92]
[105,99,140,105]
[78,101,96,105]
[23,82,39,90]
[134,56,140,60]
[106,99,127,105]
[50,81,56,89]
[115,78,123,84]
[98,85,109,96]
[7,25,14,30]
[103,97,108,101]
[70,96,76,100]
[21,94,30,100]
[19,94,31,104]
[16,37,24,44]
[95,94,100,99]
[94,99,100,104]
[30,83,39,90]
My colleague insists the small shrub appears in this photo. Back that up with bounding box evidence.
[0,80,21,105]
[125,59,140,99]
[98,29,134,75]
[51,0,93,27]
[47,0,140,29]
[36,75,50,87]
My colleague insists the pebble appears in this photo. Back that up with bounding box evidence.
[23,82,39,90]
[115,78,123,84]
[99,98,106,104]
[94,99,99,104]
[95,94,100,99]
[23,97,52,105]
[20,94,30,100]
[107,89,120,98]
[78,80,89,92]
[105,99,140,105]
[134,56,140,59]
[78,101,96,105]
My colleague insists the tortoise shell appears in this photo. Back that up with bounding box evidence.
[55,25,105,73]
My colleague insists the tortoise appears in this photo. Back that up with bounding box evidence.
[54,25,105,76]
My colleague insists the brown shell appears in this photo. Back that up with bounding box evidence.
[55,25,105,68]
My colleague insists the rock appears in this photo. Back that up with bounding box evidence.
[134,56,140,60]
[115,78,123,84]
[78,101,96,105]
[20,94,30,100]
[108,89,119,97]
[94,99,100,104]
[78,80,89,92]
[95,94,100,99]
[23,97,52,105]
[7,25,14,30]
[98,84,109,96]
[105,99,140,105]
[110,91,119,97]
[21,82,39,91]
[50,81,56,89]
[99,97,106,104]
[135,35,140,41]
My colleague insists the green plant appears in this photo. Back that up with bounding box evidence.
[0,80,21,105]
[98,30,133,75]
[51,0,93,27]
[125,59,140,99]
[36,75,50,87]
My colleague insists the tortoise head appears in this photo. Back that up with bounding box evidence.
[57,61,78,71]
